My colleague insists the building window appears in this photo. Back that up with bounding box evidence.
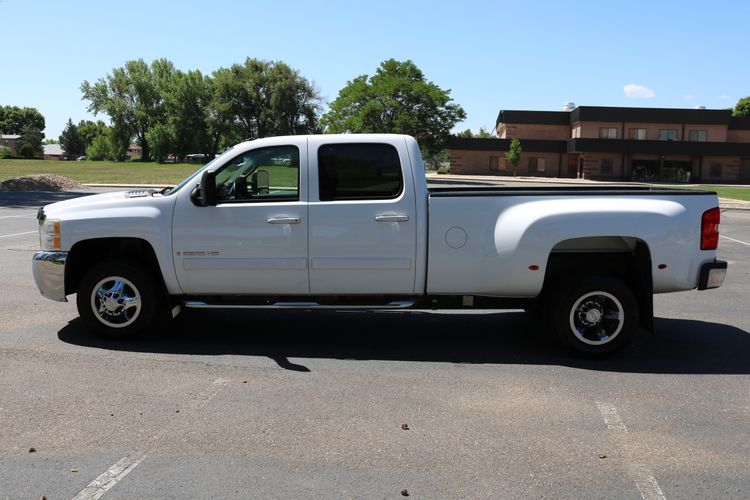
[600,158,614,174]
[489,156,499,171]
[688,130,708,142]
[599,127,617,139]
[659,129,678,141]
[572,127,581,139]
[710,162,723,178]
[628,128,647,140]
[529,157,546,173]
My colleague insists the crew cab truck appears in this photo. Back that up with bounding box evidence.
[32,134,727,355]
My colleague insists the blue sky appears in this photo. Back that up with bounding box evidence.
[2,0,748,138]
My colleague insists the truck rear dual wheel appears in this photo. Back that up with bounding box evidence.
[76,259,162,339]
[549,275,638,356]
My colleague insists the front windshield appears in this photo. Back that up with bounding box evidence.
[166,147,237,195]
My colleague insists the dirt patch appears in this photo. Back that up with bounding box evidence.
[0,175,82,192]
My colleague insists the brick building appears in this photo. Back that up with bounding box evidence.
[449,106,750,183]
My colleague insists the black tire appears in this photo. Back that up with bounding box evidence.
[76,259,163,339]
[549,275,639,356]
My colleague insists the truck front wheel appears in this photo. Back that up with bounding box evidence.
[76,259,161,338]
[550,275,638,356]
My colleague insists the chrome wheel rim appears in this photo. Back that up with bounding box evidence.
[90,276,141,328]
[568,291,624,346]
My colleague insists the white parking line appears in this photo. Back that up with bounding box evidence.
[0,214,36,219]
[71,455,144,500]
[0,230,36,238]
[721,234,750,246]
[596,402,666,500]
[70,378,229,499]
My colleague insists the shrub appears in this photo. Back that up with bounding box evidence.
[18,143,34,158]
[0,146,11,159]
[130,156,142,162]
[437,166,450,174]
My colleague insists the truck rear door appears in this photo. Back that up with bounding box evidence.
[307,137,417,294]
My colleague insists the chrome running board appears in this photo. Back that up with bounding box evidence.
[182,300,415,310]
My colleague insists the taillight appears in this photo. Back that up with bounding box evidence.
[701,207,720,250]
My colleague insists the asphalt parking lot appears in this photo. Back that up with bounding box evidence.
[1,188,749,499]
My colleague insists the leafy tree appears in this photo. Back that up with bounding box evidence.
[507,138,522,177]
[81,59,175,161]
[0,146,11,159]
[78,120,110,147]
[162,69,212,160]
[59,119,86,159]
[477,126,495,138]
[19,127,44,154]
[146,122,176,162]
[0,106,45,134]
[322,59,466,158]
[18,143,34,158]
[212,58,322,143]
[86,133,111,160]
[734,96,750,117]
[455,127,496,139]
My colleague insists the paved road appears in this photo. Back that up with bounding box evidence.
[1,189,749,499]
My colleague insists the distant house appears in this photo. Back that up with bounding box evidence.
[126,144,142,160]
[43,143,64,160]
[0,134,21,155]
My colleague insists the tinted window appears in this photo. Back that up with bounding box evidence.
[214,145,299,202]
[318,143,403,201]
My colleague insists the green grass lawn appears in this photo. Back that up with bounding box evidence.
[0,159,202,185]
[682,185,750,202]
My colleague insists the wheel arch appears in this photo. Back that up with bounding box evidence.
[542,236,654,333]
[65,238,166,297]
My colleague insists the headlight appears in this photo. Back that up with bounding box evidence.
[40,218,61,251]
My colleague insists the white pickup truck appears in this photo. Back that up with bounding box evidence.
[32,134,727,355]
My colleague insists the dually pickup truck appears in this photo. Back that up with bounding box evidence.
[32,134,727,355]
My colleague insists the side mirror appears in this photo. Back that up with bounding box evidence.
[190,170,218,206]
[251,169,270,195]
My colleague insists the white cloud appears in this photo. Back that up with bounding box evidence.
[719,95,730,100]
[684,94,695,101]
[624,84,655,99]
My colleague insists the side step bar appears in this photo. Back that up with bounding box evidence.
[182,300,416,310]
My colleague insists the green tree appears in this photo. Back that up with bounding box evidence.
[163,69,212,160]
[477,126,495,138]
[78,120,110,147]
[18,143,35,158]
[146,122,176,162]
[0,146,11,159]
[322,59,466,158]
[455,129,474,138]
[507,138,522,177]
[212,58,322,142]
[59,119,86,159]
[86,133,112,160]
[0,106,45,134]
[734,96,750,117]
[81,59,175,161]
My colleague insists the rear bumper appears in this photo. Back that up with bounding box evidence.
[697,260,727,290]
[32,251,68,302]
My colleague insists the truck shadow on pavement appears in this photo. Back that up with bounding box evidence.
[58,309,750,375]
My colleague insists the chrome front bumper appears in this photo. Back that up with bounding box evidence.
[32,251,68,302]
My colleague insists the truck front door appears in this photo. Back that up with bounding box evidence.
[172,140,309,295]
[307,138,417,295]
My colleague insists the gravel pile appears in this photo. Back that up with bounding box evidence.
[0,175,83,192]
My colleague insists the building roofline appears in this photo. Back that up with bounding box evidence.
[496,106,737,126]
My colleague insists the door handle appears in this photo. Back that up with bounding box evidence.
[266,217,300,224]
[374,214,409,223]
